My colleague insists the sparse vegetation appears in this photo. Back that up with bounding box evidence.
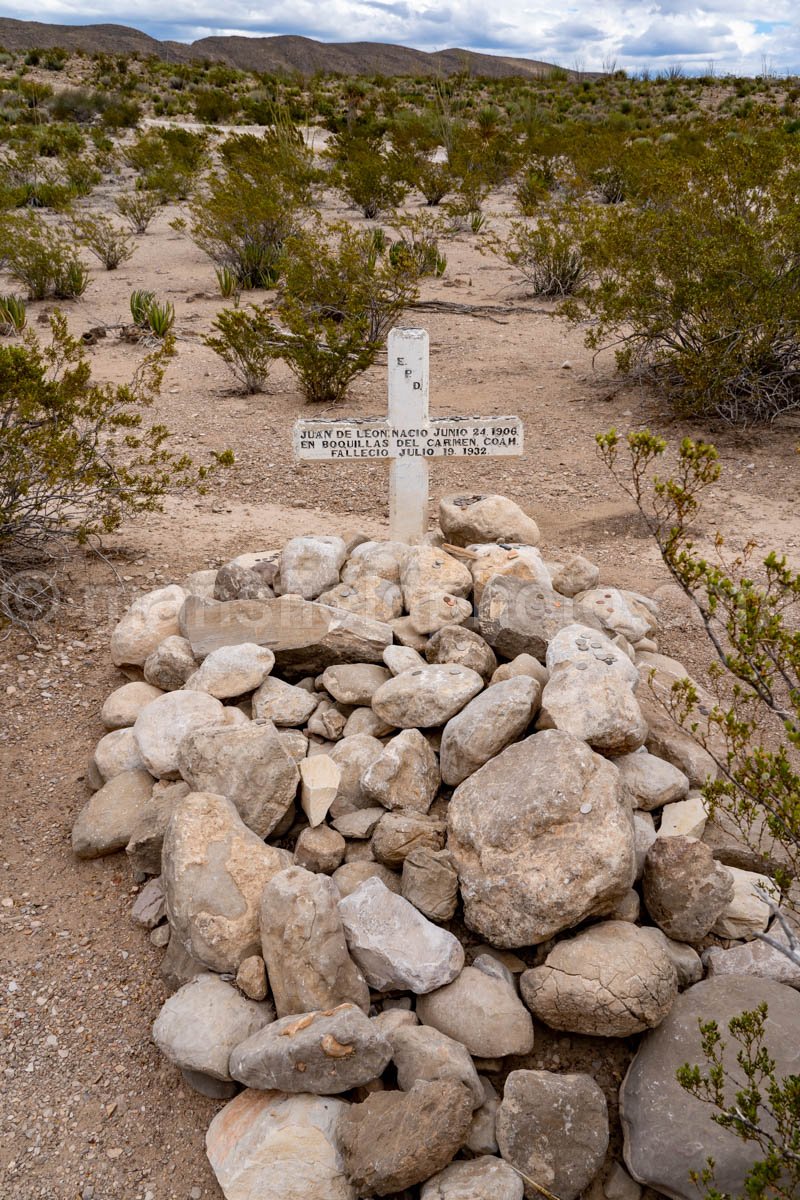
[204,305,274,393]
[71,213,134,270]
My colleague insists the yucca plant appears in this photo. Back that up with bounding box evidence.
[0,295,26,335]
[144,299,175,339]
[130,289,155,327]
[215,266,240,300]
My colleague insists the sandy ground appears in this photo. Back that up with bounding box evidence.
[1,165,799,1200]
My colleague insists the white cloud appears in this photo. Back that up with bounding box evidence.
[1,0,798,73]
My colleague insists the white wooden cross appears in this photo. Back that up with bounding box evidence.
[293,328,524,542]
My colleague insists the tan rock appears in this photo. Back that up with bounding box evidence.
[551,554,600,598]
[468,543,551,605]
[440,676,539,786]
[439,493,540,547]
[294,824,346,874]
[321,664,391,706]
[409,591,473,635]
[642,836,734,942]
[133,691,227,778]
[111,585,187,668]
[143,635,196,691]
[362,728,440,813]
[184,642,275,698]
[72,769,153,859]
[417,965,534,1058]
[299,755,341,826]
[711,867,777,940]
[400,545,473,610]
[100,681,163,730]
[402,848,459,922]
[371,664,483,729]
[371,812,446,868]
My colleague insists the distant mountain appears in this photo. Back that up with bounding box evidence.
[0,19,565,79]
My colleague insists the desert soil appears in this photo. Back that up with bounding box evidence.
[1,159,798,1200]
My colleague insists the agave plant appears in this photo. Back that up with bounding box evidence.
[0,294,26,335]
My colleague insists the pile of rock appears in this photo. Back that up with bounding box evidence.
[72,492,800,1200]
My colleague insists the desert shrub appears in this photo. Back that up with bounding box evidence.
[569,130,800,424]
[328,128,407,218]
[71,213,134,270]
[129,296,174,339]
[0,294,25,334]
[100,97,141,130]
[514,155,559,214]
[0,313,232,621]
[264,220,421,404]
[389,213,447,278]
[190,131,315,289]
[204,305,274,393]
[0,217,90,300]
[193,87,237,125]
[115,190,159,234]
[494,217,585,297]
[48,88,105,125]
[124,128,209,201]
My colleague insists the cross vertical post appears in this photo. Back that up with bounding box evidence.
[387,327,429,543]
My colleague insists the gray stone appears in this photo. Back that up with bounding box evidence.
[230,1003,392,1094]
[294,824,346,874]
[331,808,385,840]
[339,876,464,994]
[338,1080,474,1196]
[408,591,472,635]
[468,543,551,606]
[101,681,163,730]
[158,936,205,995]
[371,665,484,729]
[439,493,540,548]
[328,734,385,817]
[638,928,703,988]
[421,1156,524,1200]
[711,866,776,940]
[125,780,189,876]
[615,750,690,811]
[163,791,291,973]
[72,769,153,859]
[133,691,227,778]
[180,593,392,676]
[143,635,196,691]
[705,919,800,988]
[318,577,403,623]
[416,965,534,1058]
[576,588,654,643]
[91,727,146,783]
[342,707,396,739]
[153,973,273,1079]
[362,729,440,813]
[440,677,539,786]
[343,540,405,585]
[447,731,636,947]
[425,625,497,681]
[520,921,678,1037]
[322,664,391,706]
[110,585,187,668]
[177,720,299,839]
[400,545,473,611]
[621,976,800,1199]
[633,811,656,878]
[206,1090,355,1200]
[371,812,446,868]
[604,1162,642,1200]
[277,535,347,600]
[467,1077,500,1155]
[497,1070,609,1200]
[214,561,276,603]
[131,876,166,929]
[384,644,426,675]
[643,836,735,942]
[260,867,370,1017]
[478,576,581,662]
[552,554,600,598]
[181,1067,237,1099]
[331,861,402,899]
[252,676,320,727]
[184,642,275,698]
[402,848,459,922]
[391,1024,483,1108]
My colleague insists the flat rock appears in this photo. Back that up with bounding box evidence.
[331,861,402,899]
[439,493,540,547]
[477,576,579,661]
[177,720,299,838]
[230,1003,392,1094]
[131,875,166,928]
[72,769,153,859]
[338,1079,474,1196]
[447,730,635,947]
[101,681,163,729]
[425,625,497,681]
[467,1077,500,1155]
[299,755,341,826]
[657,792,708,839]
[163,791,291,973]
[391,1023,483,1108]
[705,917,800,988]
[371,811,446,868]
[277,535,347,600]
[362,728,440,813]
[180,593,392,676]
[421,1156,524,1200]
[143,635,197,691]
[331,808,385,840]
[371,664,483,729]
[206,1089,355,1200]
[260,867,370,1017]
[643,836,734,942]
[440,676,540,786]
[615,750,690,811]
[184,642,275,698]
[153,973,273,1079]
[322,664,391,706]
[620,976,800,1199]
[497,1070,609,1200]
[252,677,320,726]
[339,876,464,994]
[133,691,227,778]
[402,847,459,922]
[520,921,678,1037]
[576,588,654,643]
[111,585,187,668]
[416,965,534,1058]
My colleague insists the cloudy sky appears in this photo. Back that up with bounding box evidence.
[5,0,799,75]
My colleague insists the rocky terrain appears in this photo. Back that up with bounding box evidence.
[63,493,800,1200]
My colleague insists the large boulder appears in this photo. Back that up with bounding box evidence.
[621,976,800,1199]
[100,681,163,730]
[520,921,678,1037]
[467,543,551,605]
[260,867,370,1017]
[162,791,291,973]
[447,730,636,947]
[642,836,734,942]
[496,1070,609,1200]
[338,1080,474,1196]
[399,545,473,611]
[177,720,299,839]
[614,749,690,811]
[152,973,273,1081]
[439,676,540,786]
[179,593,392,676]
[230,1004,392,1094]
[72,769,153,859]
[277,535,347,600]
[133,691,228,778]
[371,664,484,729]
[184,642,275,698]
[338,876,464,994]
[362,728,440,813]
[575,587,655,643]
[416,965,534,1058]
[206,1090,355,1200]
[110,584,186,668]
[439,493,540,547]
[477,576,581,662]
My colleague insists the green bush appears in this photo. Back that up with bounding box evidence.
[569,130,800,423]
[204,305,274,393]
[193,87,238,125]
[124,128,209,201]
[328,129,407,218]
[493,217,585,297]
[264,220,421,404]
[115,190,160,234]
[130,288,155,327]
[0,313,232,619]
[1,217,90,300]
[72,213,134,270]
